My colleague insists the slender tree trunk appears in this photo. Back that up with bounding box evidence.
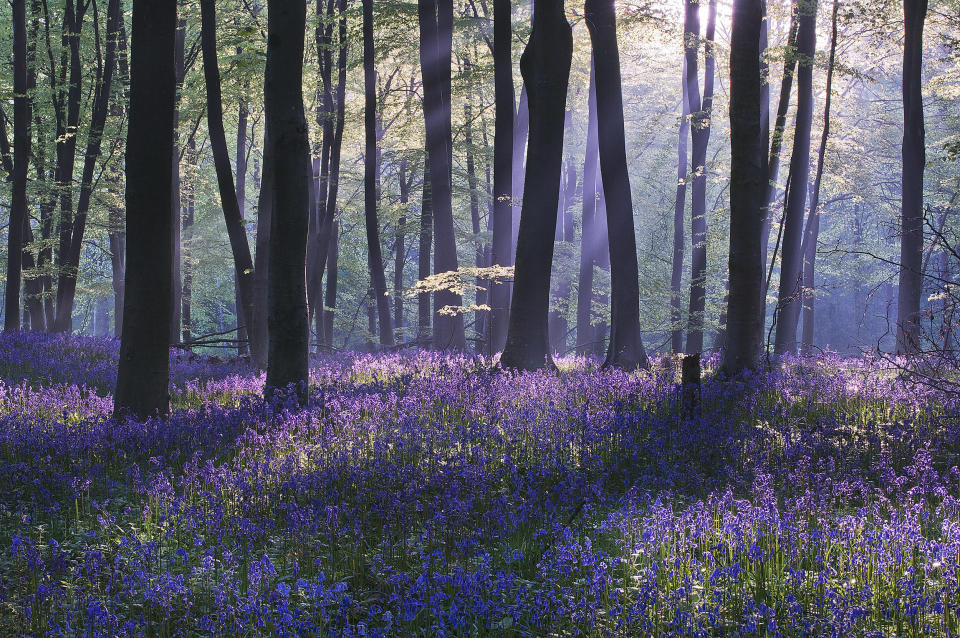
[576,61,600,356]
[896,0,928,354]
[549,111,575,355]
[418,155,433,340]
[586,0,648,370]
[115,0,177,419]
[395,161,410,341]
[362,0,394,347]
[323,220,339,349]
[670,56,690,353]
[721,0,767,375]
[236,97,249,356]
[182,136,195,344]
[465,97,486,351]
[800,0,839,354]
[512,85,529,260]
[685,0,717,355]
[170,17,184,345]
[490,0,513,353]
[5,0,28,331]
[500,0,572,371]
[264,0,310,402]
[774,0,817,354]
[418,0,466,349]
[200,0,258,357]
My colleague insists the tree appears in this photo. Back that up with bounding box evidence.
[490,0,513,353]
[721,0,767,375]
[684,0,717,355]
[670,55,690,354]
[200,0,258,358]
[774,0,818,354]
[576,60,600,356]
[500,0,572,371]
[800,0,839,353]
[418,0,466,350]
[5,0,28,331]
[264,0,311,402]
[896,0,928,355]
[362,0,394,347]
[114,0,177,419]
[586,0,648,370]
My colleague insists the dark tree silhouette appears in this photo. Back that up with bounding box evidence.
[5,0,27,331]
[896,0,928,355]
[774,0,818,354]
[418,0,465,349]
[114,0,177,419]
[362,0,394,347]
[576,60,600,356]
[490,0,514,353]
[721,0,767,375]
[264,0,310,402]
[501,0,572,371]
[586,0,648,370]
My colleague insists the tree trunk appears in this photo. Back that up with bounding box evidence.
[251,129,272,368]
[264,0,310,402]
[685,0,717,355]
[170,17,184,345]
[200,0,258,357]
[418,155,433,340]
[465,99,486,351]
[236,97,249,356]
[720,0,767,375]
[774,0,817,354]
[896,0,928,355]
[115,0,177,419]
[362,0,394,347]
[670,55,690,353]
[182,136,196,344]
[323,220,339,349]
[800,0,839,355]
[490,0,513,353]
[586,0,648,370]
[500,0,572,371]
[395,161,410,341]
[5,0,28,331]
[418,0,466,349]
[576,60,600,356]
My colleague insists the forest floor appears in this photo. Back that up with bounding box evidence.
[0,333,958,636]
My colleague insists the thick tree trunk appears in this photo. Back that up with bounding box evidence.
[500,0,572,371]
[685,0,717,355]
[896,0,928,355]
[800,0,839,355]
[670,57,690,353]
[774,0,817,354]
[577,61,600,356]
[5,0,28,331]
[418,0,466,349]
[490,0,513,353]
[264,0,310,402]
[720,0,767,375]
[362,0,394,347]
[115,0,176,419]
[586,0,648,370]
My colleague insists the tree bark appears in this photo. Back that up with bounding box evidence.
[182,136,196,344]
[418,0,466,349]
[362,0,395,347]
[5,0,28,331]
[685,0,717,355]
[490,0,513,353]
[418,155,433,340]
[500,0,572,371]
[670,56,690,353]
[170,17,184,345]
[264,0,311,402]
[774,0,817,354]
[799,0,839,354]
[896,0,928,355]
[586,0,648,370]
[576,60,600,356]
[720,0,767,375]
[115,0,177,419]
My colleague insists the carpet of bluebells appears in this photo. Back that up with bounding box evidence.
[0,333,959,636]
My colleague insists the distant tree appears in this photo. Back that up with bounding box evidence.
[4,0,28,331]
[576,60,601,356]
[684,0,717,356]
[418,154,433,340]
[896,0,928,355]
[362,0,394,347]
[490,0,514,353]
[500,0,572,371]
[774,0,818,354]
[586,0,648,370]
[200,0,258,357]
[418,0,466,350]
[670,55,690,354]
[264,0,310,402]
[721,0,767,375]
[114,0,177,418]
